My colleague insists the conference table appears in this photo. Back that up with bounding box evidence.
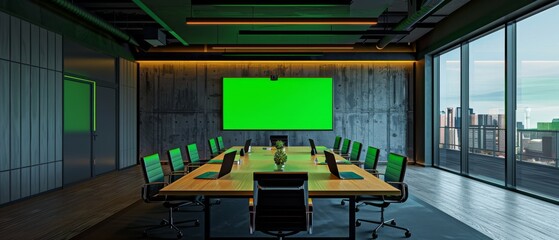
[160,146,400,240]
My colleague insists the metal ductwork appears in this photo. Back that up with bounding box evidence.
[44,0,139,46]
[376,0,445,50]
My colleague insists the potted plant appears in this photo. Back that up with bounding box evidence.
[274,140,287,171]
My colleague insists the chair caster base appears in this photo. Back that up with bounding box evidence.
[405,231,411,238]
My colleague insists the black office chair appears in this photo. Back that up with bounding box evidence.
[249,172,313,239]
[270,135,289,147]
[355,153,411,239]
[341,146,380,206]
[140,153,200,239]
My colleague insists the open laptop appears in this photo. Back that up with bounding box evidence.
[244,139,252,153]
[195,150,237,179]
[309,139,317,155]
[324,151,363,180]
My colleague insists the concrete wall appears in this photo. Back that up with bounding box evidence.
[139,61,414,162]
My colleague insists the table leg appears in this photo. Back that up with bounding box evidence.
[349,196,356,240]
[204,196,211,239]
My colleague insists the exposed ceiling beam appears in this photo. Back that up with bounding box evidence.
[191,0,353,6]
[185,18,378,25]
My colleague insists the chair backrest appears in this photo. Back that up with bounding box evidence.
[333,136,342,150]
[349,141,363,160]
[341,138,351,154]
[364,146,380,170]
[186,143,201,163]
[253,172,309,232]
[270,135,289,147]
[217,136,225,151]
[141,153,165,184]
[209,138,219,156]
[385,153,407,183]
[167,147,185,172]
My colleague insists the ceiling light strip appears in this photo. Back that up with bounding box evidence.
[185,18,377,25]
[212,46,354,50]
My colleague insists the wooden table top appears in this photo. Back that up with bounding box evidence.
[160,146,400,197]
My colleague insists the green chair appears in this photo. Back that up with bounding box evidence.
[186,143,210,172]
[363,146,381,175]
[208,138,220,158]
[345,141,363,161]
[332,136,342,151]
[355,153,411,239]
[217,136,226,153]
[167,147,188,182]
[335,138,351,156]
[140,153,200,238]
[341,146,380,206]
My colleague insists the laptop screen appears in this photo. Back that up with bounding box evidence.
[324,151,340,178]
[244,139,252,153]
[218,150,237,178]
[309,139,317,155]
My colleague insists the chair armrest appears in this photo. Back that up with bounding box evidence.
[350,160,364,166]
[385,181,408,202]
[142,182,168,201]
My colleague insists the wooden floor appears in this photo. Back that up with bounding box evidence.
[0,164,558,240]
[0,166,143,240]
[401,165,559,240]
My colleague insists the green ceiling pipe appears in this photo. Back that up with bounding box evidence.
[45,0,139,46]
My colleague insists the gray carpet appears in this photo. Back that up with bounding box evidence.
[75,196,490,240]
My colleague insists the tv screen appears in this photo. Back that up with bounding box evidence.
[223,77,333,130]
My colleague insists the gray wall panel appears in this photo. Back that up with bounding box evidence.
[0,171,9,204]
[30,67,40,166]
[55,72,62,161]
[48,162,55,190]
[21,65,31,167]
[39,28,47,68]
[10,169,20,201]
[0,12,9,60]
[10,16,20,62]
[30,166,39,195]
[10,63,21,169]
[48,71,55,163]
[47,32,55,70]
[40,69,48,164]
[55,161,62,188]
[20,20,30,65]
[30,24,39,66]
[39,163,47,192]
[119,59,138,169]
[0,60,9,171]
[21,167,30,198]
[55,35,62,72]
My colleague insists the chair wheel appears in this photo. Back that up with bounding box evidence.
[372,232,378,239]
[390,220,396,225]
[340,200,345,205]
[355,221,361,227]
[405,231,411,238]
[177,232,183,239]
[355,207,360,212]
[160,220,167,226]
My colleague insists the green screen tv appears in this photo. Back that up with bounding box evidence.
[223,77,333,130]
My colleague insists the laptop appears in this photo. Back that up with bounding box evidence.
[309,139,317,155]
[324,151,363,180]
[244,139,252,153]
[195,150,237,179]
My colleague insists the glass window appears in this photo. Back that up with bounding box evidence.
[516,5,559,199]
[468,29,505,184]
[437,48,461,172]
